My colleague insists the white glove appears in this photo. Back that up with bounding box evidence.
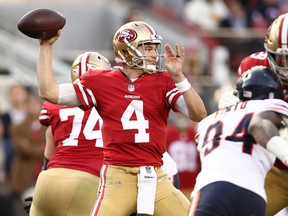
[218,90,240,110]
[279,126,288,142]
[266,136,288,167]
[279,126,288,166]
[162,152,178,178]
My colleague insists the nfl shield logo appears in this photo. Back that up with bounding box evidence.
[128,84,135,92]
[145,166,152,174]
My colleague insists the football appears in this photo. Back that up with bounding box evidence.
[17,8,66,40]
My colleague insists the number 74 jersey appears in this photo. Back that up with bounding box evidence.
[194,99,288,201]
[39,101,104,177]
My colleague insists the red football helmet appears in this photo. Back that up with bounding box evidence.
[112,21,163,73]
[71,51,112,82]
[264,13,288,86]
[237,52,270,77]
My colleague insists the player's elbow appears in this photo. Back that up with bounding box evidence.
[38,87,58,104]
[38,91,49,101]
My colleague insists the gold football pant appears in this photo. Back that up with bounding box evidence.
[90,165,190,216]
[265,166,288,216]
[30,168,100,216]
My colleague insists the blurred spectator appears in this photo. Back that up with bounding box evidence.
[219,0,248,29]
[133,0,153,7]
[149,0,186,21]
[1,83,28,183]
[123,7,142,23]
[182,35,209,96]
[0,119,6,187]
[278,0,288,14]
[166,112,200,198]
[248,0,280,28]
[9,92,46,216]
[182,0,229,30]
[238,0,258,11]
[211,45,231,86]
[183,36,208,78]
[0,118,13,216]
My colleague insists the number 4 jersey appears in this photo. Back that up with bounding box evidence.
[39,102,104,177]
[73,68,182,167]
[194,99,288,201]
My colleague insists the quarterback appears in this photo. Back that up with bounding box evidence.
[36,21,207,216]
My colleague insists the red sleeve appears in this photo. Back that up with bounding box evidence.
[38,101,51,126]
[163,72,182,111]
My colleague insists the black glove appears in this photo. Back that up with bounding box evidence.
[23,196,33,214]
[42,156,49,170]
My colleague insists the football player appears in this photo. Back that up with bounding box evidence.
[36,21,207,216]
[218,13,288,216]
[29,51,111,216]
[190,66,288,216]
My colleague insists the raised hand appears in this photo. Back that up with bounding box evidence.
[39,30,61,46]
[164,43,185,82]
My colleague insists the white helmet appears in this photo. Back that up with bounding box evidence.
[71,51,112,82]
[264,13,288,86]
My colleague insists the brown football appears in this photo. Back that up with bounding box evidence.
[17,8,66,40]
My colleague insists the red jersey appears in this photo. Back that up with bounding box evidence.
[166,124,200,189]
[73,68,182,167]
[39,102,103,177]
[238,51,287,171]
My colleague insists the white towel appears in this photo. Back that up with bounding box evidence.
[137,166,157,215]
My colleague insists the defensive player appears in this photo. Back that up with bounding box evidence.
[36,21,207,216]
[218,13,288,216]
[189,66,288,216]
[29,51,111,216]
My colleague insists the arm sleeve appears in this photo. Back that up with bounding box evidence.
[58,83,82,106]
[174,96,189,117]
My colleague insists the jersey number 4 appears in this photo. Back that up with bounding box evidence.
[121,100,150,143]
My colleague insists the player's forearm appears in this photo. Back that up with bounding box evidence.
[37,43,59,103]
[44,126,55,159]
[173,78,207,122]
[182,88,207,122]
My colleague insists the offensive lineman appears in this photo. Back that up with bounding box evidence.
[29,51,111,215]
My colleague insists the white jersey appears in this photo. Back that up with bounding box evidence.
[193,99,288,201]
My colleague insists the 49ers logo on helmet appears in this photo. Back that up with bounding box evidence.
[117,29,137,42]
